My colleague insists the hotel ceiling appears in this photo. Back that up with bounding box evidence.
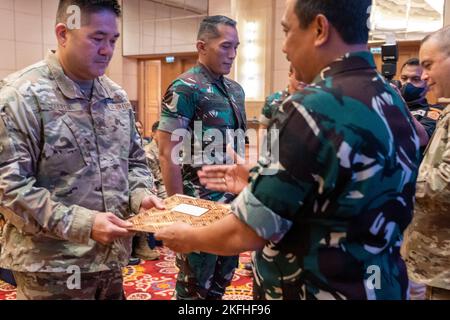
[370,0,444,41]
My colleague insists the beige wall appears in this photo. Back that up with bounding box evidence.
[122,0,206,56]
[106,1,139,101]
[106,38,139,101]
[272,0,289,93]
[445,0,450,26]
[209,0,232,17]
[0,0,59,80]
[209,0,289,95]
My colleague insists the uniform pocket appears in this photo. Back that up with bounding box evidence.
[0,113,15,163]
[41,113,90,175]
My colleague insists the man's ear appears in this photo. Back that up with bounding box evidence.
[55,23,69,47]
[313,14,330,47]
[196,40,207,55]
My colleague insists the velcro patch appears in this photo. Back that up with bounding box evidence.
[0,115,14,161]
[427,108,442,121]
[107,102,132,112]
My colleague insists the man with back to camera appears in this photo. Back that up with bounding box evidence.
[157,15,247,300]
[0,0,163,300]
[156,0,420,300]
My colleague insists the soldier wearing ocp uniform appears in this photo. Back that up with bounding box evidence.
[145,139,167,199]
[400,26,450,300]
[0,50,156,299]
[403,101,450,299]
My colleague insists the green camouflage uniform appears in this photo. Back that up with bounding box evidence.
[0,52,154,298]
[159,62,246,299]
[402,99,450,294]
[260,88,290,127]
[232,51,420,300]
[144,139,167,199]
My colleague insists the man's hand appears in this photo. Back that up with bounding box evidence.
[198,164,250,194]
[154,222,195,253]
[198,143,252,194]
[91,212,135,245]
[140,194,165,212]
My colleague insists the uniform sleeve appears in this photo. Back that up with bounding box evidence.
[158,80,197,134]
[417,116,450,198]
[232,100,339,243]
[0,87,95,244]
[259,94,277,126]
[146,143,163,183]
[128,109,155,214]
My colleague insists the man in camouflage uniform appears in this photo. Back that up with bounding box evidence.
[399,58,445,140]
[402,26,450,300]
[158,15,246,300]
[156,0,420,300]
[0,0,162,300]
[145,121,167,199]
[259,66,304,129]
[130,120,160,263]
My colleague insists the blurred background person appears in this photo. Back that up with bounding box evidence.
[399,58,444,141]
[259,65,306,129]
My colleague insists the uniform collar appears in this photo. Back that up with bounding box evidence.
[45,50,115,101]
[437,98,450,116]
[312,51,376,85]
[196,62,226,86]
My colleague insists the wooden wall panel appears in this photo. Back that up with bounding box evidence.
[137,54,198,136]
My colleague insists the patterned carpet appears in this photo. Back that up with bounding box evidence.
[0,247,254,300]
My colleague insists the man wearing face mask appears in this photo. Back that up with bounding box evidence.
[400,58,444,139]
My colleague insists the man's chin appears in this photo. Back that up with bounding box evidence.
[430,86,442,99]
[221,67,231,75]
[91,68,106,78]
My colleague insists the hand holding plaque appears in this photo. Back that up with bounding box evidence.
[127,194,232,233]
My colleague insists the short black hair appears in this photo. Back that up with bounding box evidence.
[152,121,160,133]
[294,0,372,45]
[401,58,420,71]
[56,0,121,25]
[197,15,237,41]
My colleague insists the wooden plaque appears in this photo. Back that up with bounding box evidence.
[127,194,232,233]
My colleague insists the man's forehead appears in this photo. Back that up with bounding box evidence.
[80,10,118,26]
[420,39,440,57]
[88,29,120,37]
[281,2,299,28]
[215,25,239,42]
[283,0,296,21]
[402,65,422,75]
